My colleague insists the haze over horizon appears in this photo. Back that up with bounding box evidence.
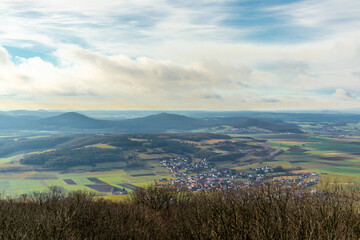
[0,0,359,110]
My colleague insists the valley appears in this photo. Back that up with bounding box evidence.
[0,133,358,196]
[0,110,359,196]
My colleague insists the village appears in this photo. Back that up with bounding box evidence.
[218,127,271,135]
[159,156,320,191]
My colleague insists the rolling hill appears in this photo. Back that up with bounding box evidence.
[38,112,111,129]
[116,112,217,132]
[0,111,303,133]
[0,114,38,130]
[231,118,303,133]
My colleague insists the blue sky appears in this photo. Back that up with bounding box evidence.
[0,0,359,110]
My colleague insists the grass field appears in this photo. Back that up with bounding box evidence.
[0,132,359,196]
[85,143,116,149]
[0,154,24,164]
[0,156,173,196]
[248,134,360,182]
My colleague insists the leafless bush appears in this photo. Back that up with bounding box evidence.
[0,183,358,239]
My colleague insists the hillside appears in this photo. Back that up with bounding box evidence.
[0,115,38,130]
[231,118,303,133]
[0,112,217,132]
[0,111,303,133]
[38,112,110,129]
[116,112,216,132]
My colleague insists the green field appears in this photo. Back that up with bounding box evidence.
[0,133,255,195]
[0,155,173,196]
[0,132,359,196]
[250,134,360,182]
[0,169,171,197]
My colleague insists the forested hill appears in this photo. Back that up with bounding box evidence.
[231,119,303,133]
[39,112,110,129]
[0,112,216,132]
[18,133,228,169]
[116,113,216,132]
[0,111,303,133]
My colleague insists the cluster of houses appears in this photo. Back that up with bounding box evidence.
[294,172,319,187]
[160,156,192,177]
[220,127,270,135]
[171,174,236,191]
[312,127,346,137]
[160,156,240,179]
[160,157,277,190]
[160,156,241,190]
[269,172,320,188]
[159,155,321,191]
[306,124,358,137]
[239,171,320,188]
[255,166,274,173]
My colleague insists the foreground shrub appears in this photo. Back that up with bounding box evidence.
[0,183,358,239]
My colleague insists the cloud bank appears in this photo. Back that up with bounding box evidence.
[0,0,359,109]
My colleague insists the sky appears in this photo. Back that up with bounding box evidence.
[0,0,360,110]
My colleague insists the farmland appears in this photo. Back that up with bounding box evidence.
[249,133,360,182]
[0,133,282,196]
[0,130,359,196]
[0,158,174,196]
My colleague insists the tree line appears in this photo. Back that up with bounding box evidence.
[0,183,358,239]
[20,147,126,169]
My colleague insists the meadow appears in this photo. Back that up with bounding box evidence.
[249,134,360,183]
[0,133,273,196]
[0,132,359,196]
[0,159,171,196]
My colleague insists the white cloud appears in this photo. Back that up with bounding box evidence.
[0,45,257,108]
[0,47,10,65]
[1,34,360,109]
[268,0,360,36]
[0,0,359,109]
[332,88,360,101]
[0,0,247,54]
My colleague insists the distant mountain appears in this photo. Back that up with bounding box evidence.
[0,114,38,129]
[37,112,216,132]
[2,110,64,119]
[0,112,217,132]
[0,111,310,133]
[39,112,110,129]
[231,118,303,133]
[116,112,216,132]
